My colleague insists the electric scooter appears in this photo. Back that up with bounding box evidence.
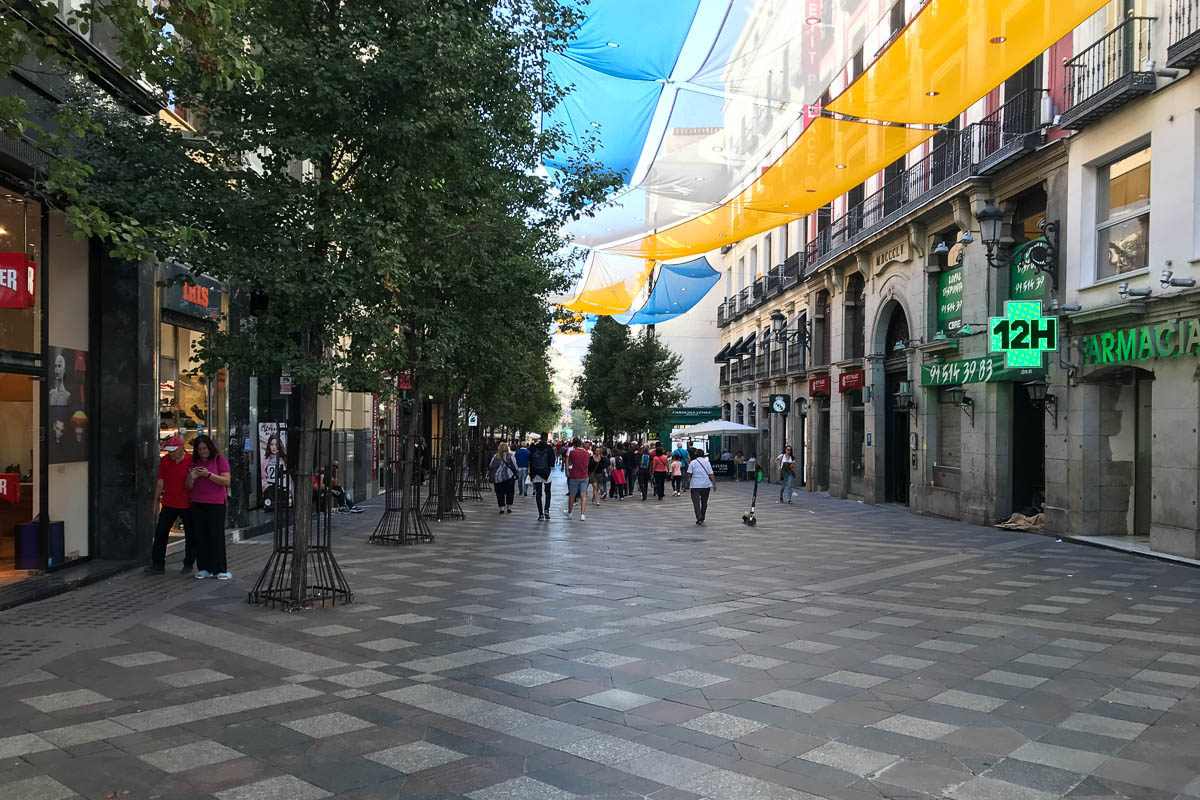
[742,465,762,526]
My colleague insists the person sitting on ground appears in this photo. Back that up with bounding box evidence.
[328,459,363,513]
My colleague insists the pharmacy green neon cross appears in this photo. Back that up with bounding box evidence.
[989,300,1058,368]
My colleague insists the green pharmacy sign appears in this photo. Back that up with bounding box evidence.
[989,300,1057,368]
[1010,237,1050,301]
[1081,318,1200,366]
[937,267,963,334]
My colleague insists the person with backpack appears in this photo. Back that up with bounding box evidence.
[671,442,690,490]
[489,442,520,514]
[636,444,652,500]
[514,441,531,497]
[528,434,555,520]
[611,459,627,499]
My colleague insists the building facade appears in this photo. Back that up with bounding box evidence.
[716,0,1200,558]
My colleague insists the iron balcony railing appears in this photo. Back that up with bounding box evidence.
[786,343,805,374]
[719,364,730,387]
[973,89,1043,172]
[1060,17,1156,129]
[717,303,728,327]
[770,345,785,377]
[738,287,750,314]
[1168,0,1200,66]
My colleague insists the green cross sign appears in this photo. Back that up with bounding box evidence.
[989,300,1057,368]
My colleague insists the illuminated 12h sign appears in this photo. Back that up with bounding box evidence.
[989,300,1057,368]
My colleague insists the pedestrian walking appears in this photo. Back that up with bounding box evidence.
[489,442,520,514]
[669,454,683,496]
[652,446,669,500]
[687,450,716,524]
[563,436,591,520]
[514,442,531,497]
[636,444,652,500]
[529,434,555,519]
[611,461,627,499]
[590,445,608,503]
[735,450,746,481]
[186,435,231,580]
[776,445,796,504]
[672,442,690,490]
[145,436,193,575]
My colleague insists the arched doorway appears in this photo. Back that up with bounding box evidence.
[880,302,911,505]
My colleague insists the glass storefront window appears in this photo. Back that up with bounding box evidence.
[0,372,37,578]
[0,195,42,356]
[160,323,223,451]
[847,389,866,496]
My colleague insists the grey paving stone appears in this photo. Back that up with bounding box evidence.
[1008,741,1110,773]
[39,720,133,748]
[495,668,567,687]
[157,668,233,687]
[323,669,398,688]
[559,734,656,765]
[947,775,1058,800]
[282,712,374,738]
[819,670,889,688]
[102,651,175,668]
[724,654,787,669]
[754,690,835,713]
[466,775,578,800]
[356,638,417,652]
[873,654,935,670]
[619,751,716,785]
[215,775,333,800]
[1059,712,1147,740]
[139,739,243,773]
[779,640,840,654]
[0,733,55,759]
[930,689,1007,712]
[660,668,728,688]
[21,688,111,713]
[681,711,767,739]
[365,740,465,773]
[302,624,360,637]
[578,689,656,711]
[0,776,78,800]
[800,741,899,776]
[870,713,959,741]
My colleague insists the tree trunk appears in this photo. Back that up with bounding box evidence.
[399,373,423,535]
[290,377,318,605]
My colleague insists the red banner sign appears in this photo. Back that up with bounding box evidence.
[0,473,19,504]
[0,252,35,309]
[809,375,831,396]
[839,369,865,392]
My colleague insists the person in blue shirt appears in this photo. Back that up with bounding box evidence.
[514,442,531,497]
[672,443,690,489]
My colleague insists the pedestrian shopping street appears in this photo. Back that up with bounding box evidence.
[2,476,1200,800]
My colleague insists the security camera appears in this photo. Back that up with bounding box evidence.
[1161,269,1197,289]
[1118,282,1152,299]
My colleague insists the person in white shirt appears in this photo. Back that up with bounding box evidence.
[776,445,796,504]
[686,452,716,525]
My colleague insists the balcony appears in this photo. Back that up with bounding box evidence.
[717,302,728,328]
[786,345,805,375]
[737,288,750,317]
[749,278,766,309]
[770,346,786,377]
[766,266,783,297]
[1059,17,1156,130]
[755,352,768,379]
[719,365,730,387]
[973,89,1043,174]
[1168,0,1200,67]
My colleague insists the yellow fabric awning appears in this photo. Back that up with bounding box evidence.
[826,0,1108,124]
[606,118,934,260]
[561,252,655,315]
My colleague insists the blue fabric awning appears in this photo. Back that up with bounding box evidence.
[618,256,720,325]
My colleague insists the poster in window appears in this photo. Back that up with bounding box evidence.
[48,346,88,464]
[258,422,291,509]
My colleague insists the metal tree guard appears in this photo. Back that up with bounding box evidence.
[370,400,434,545]
[248,421,354,610]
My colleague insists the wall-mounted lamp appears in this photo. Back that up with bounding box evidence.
[943,385,975,426]
[796,397,809,418]
[893,385,916,416]
[958,230,975,246]
[1117,281,1152,299]
[931,240,950,257]
[971,201,1061,291]
[1024,379,1058,428]
[892,338,921,352]
[1161,269,1197,289]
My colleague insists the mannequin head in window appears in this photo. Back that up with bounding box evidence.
[52,416,65,443]
[53,352,65,383]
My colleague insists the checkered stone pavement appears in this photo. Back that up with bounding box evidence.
[1,473,1200,798]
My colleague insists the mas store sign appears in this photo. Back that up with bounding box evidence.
[936,267,963,334]
[1082,319,1200,366]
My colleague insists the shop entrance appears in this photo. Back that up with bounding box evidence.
[1133,376,1152,535]
[884,373,910,504]
[1012,382,1046,514]
[813,399,829,491]
[0,372,36,578]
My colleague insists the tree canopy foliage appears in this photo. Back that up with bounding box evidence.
[574,317,687,440]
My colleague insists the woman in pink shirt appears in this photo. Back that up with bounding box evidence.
[186,435,232,580]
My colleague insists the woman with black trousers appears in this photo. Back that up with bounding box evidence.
[186,435,232,580]
[652,446,669,501]
[489,442,519,514]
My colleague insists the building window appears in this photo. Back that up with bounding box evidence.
[736,402,744,425]
[748,397,757,427]
[750,246,759,279]
[780,223,789,260]
[737,257,745,290]
[1096,146,1150,280]
[844,273,865,360]
[814,291,831,366]
[764,235,773,271]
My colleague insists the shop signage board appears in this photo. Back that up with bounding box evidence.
[0,252,35,308]
[921,353,1044,387]
[768,394,790,414]
[838,369,864,392]
[279,371,292,395]
[936,267,963,334]
[163,264,223,320]
[989,300,1057,368]
[809,375,831,396]
[1081,318,1200,366]
[468,412,478,427]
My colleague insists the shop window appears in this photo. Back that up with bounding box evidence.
[0,372,36,575]
[0,195,41,356]
[814,291,831,366]
[844,274,865,360]
[1096,146,1150,280]
[160,324,225,453]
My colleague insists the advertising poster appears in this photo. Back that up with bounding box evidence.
[49,346,88,464]
[258,422,291,509]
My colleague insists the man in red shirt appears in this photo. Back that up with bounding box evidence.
[562,437,592,521]
[145,436,194,574]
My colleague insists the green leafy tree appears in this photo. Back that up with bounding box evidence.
[573,316,630,440]
[613,329,688,435]
[69,0,617,604]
